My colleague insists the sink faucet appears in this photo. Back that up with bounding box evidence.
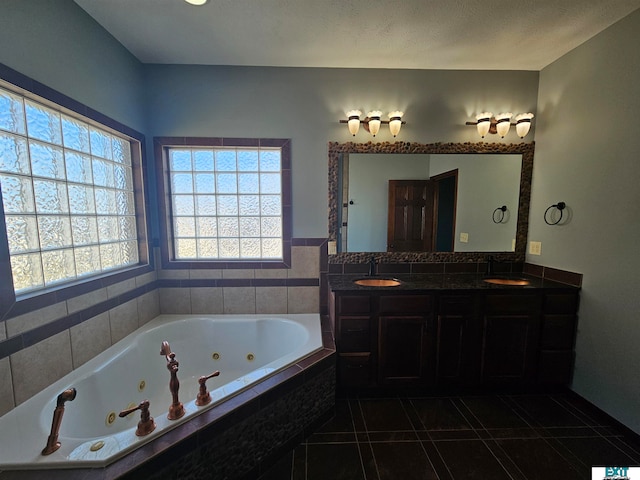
[42,388,77,455]
[160,341,185,420]
[486,255,495,276]
[368,256,377,276]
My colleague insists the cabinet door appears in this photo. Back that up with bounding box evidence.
[378,315,432,386]
[481,314,539,386]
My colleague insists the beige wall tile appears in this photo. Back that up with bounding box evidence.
[189,269,222,279]
[222,269,255,279]
[223,287,256,314]
[70,312,111,368]
[287,286,319,313]
[109,299,139,344]
[158,268,189,280]
[135,270,157,287]
[6,302,68,337]
[66,288,108,314]
[107,278,136,299]
[137,290,160,326]
[288,246,320,278]
[256,287,288,314]
[190,287,223,314]
[159,288,192,314]
[0,357,15,417]
[254,269,287,279]
[11,331,73,405]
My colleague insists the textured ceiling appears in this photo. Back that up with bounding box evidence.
[74,0,640,70]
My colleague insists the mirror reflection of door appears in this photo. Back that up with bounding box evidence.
[387,180,435,252]
[432,169,458,252]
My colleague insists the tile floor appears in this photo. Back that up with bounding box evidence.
[260,393,640,480]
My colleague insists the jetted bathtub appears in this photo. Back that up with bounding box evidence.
[0,314,323,470]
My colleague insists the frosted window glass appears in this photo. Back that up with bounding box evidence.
[0,174,35,213]
[5,215,39,254]
[170,150,192,171]
[0,133,30,174]
[42,248,76,284]
[217,195,238,215]
[215,150,236,171]
[25,100,62,144]
[90,128,112,160]
[0,89,26,135]
[68,184,95,214]
[237,150,258,171]
[262,239,282,258]
[259,150,281,171]
[166,145,283,261]
[65,151,93,184]
[34,180,69,214]
[240,238,261,258]
[61,117,90,153]
[1,88,140,293]
[10,253,44,292]
[194,151,214,171]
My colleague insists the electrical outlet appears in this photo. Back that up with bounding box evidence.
[328,241,337,255]
[529,241,542,255]
[460,232,469,243]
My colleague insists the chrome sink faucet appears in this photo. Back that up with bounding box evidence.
[160,341,185,420]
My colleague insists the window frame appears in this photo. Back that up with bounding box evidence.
[155,137,292,270]
[0,66,152,321]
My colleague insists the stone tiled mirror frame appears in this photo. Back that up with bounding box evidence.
[327,141,535,264]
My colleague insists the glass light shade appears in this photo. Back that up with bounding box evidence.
[185,0,208,5]
[346,110,361,136]
[515,113,534,138]
[475,112,492,138]
[367,111,382,137]
[495,112,513,137]
[388,111,404,137]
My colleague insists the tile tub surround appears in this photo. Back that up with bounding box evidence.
[0,316,336,480]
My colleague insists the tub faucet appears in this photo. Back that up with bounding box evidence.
[119,399,156,436]
[42,388,77,455]
[160,341,185,420]
[196,370,221,406]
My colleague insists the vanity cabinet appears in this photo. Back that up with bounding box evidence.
[329,282,579,391]
[378,295,435,386]
[480,294,542,387]
[538,293,579,385]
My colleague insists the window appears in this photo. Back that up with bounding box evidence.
[156,138,291,267]
[0,85,142,294]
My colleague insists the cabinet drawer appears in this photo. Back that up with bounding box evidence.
[484,294,540,315]
[379,295,433,314]
[541,315,577,349]
[338,295,371,315]
[339,317,371,352]
[338,353,372,387]
[438,295,476,314]
[543,294,579,314]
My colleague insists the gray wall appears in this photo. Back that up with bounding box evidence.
[532,8,640,433]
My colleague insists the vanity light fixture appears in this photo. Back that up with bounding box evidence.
[467,112,535,138]
[340,110,406,137]
[184,0,208,5]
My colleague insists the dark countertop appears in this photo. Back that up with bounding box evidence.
[327,273,580,292]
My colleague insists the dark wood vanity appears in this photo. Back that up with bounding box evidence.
[328,273,579,392]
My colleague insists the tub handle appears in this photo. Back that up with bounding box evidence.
[119,400,156,437]
[196,370,221,407]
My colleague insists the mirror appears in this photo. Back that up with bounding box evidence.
[328,142,534,263]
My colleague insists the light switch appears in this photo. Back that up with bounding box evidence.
[460,232,469,243]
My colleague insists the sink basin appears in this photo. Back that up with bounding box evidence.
[354,278,402,287]
[483,277,531,286]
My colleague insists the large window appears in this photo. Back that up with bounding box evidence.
[156,137,291,267]
[0,86,142,294]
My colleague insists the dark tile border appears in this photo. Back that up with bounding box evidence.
[524,263,582,287]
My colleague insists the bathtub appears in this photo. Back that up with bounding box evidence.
[0,313,323,471]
